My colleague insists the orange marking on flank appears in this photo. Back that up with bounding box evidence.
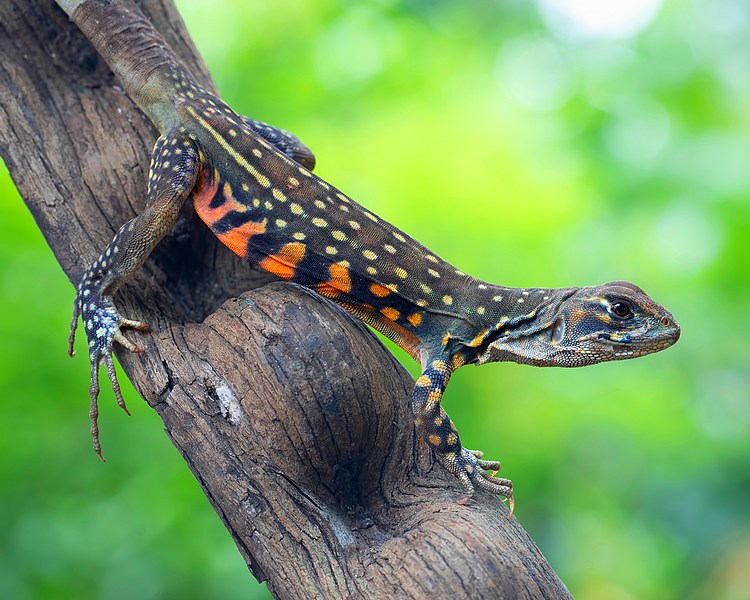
[192,169,224,223]
[216,218,267,259]
[316,262,352,298]
[370,283,391,298]
[407,312,423,327]
[380,306,400,321]
[193,168,265,259]
[258,242,306,279]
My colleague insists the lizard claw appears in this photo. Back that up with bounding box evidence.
[451,448,514,517]
[69,279,147,458]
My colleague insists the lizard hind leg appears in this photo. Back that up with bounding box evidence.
[240,116,316,171]
[69,131,200,458]
[413,358,514,513]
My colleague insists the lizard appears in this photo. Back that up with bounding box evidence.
[57,0,680,513]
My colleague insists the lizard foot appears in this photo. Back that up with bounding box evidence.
[68,281,148,460]
[449,448,514,517]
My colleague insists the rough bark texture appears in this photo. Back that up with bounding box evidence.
[0,1,573,598]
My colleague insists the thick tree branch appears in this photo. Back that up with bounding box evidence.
[0,1,572,598]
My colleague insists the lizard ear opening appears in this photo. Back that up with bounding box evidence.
[551,317,565,343]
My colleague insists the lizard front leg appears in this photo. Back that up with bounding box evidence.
[68,131,200,459]
[413,358,514,514]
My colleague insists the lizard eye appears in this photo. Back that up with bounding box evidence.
[610,301,633,320]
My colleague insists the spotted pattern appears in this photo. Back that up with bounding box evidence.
[72,63,676,509]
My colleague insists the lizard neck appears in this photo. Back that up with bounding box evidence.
[428,279,579,367]
[57,0,188,131]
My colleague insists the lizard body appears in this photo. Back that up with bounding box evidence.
[59,0,680,511]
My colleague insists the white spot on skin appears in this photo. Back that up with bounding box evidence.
[477,306,486,315]
[493,295,503,302]
[517,298,525,303]
[292,232,306,240]
[325,246,338,255]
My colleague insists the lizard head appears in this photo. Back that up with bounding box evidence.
[476,281,680,368]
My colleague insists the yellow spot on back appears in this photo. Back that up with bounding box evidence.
[272,189,287,202]
[362,249,377,260]
[292,232,306,240]
[426,255,439,263]
[290,203,303,215]
[332,230,347,241]
[428,269,441,278]
[312,217,327,227]
[384,244,396,254]
[442,295,453,305]
[394,267,408,279]
[349,220,361,230]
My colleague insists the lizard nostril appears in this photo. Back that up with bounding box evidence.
[661,316,671,327]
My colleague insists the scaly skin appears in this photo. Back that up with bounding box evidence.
[59,0,681,512]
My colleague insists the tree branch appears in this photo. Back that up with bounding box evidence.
[0,1,572,597]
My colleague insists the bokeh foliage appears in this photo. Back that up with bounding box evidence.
[1,0,748,598]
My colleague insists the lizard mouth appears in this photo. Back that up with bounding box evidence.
[598,326,680,351]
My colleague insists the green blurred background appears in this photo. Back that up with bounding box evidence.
[1,0,749,598]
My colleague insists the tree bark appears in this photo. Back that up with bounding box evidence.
[0,1,572,598]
